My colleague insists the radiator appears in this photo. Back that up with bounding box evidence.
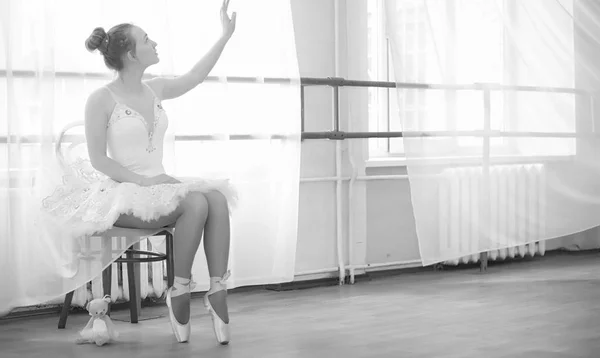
[69,238,168,307]
[438,163,547,266]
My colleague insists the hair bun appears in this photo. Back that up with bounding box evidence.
[85,27,108,53]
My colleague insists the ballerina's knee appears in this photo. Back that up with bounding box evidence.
[205,190,229,214]
[180,192,209,221]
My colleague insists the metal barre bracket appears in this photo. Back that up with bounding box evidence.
[326,77,346,87]
[329,131,345,140]
[302,131,346,141]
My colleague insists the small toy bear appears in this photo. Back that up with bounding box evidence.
[75,295,119,346]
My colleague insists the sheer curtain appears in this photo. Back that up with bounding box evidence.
[385,0,600,265]
[0,0,300,314]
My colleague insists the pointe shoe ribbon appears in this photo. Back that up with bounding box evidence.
[209,271,230,294]
[169,276,197,298]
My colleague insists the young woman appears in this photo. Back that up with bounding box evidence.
[53,0,236,344]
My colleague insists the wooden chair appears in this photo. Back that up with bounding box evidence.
[54,121,175,328]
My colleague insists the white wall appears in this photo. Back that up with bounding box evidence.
[289,0,600,282]
[290,0,421,280]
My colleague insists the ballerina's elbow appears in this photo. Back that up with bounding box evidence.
[89,155,109,173]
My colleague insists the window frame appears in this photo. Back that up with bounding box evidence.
[367,0,399,160]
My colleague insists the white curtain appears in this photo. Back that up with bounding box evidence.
[0,0,301,314]
[385,0,600,265]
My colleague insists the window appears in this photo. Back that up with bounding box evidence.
[367,0,576,161]
[1,0,299,181]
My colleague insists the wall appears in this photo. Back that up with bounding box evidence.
[290,0,421,279]
[289,0,600,282]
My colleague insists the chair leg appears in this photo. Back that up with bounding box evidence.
[126,250,139,324]
[102,265,112,316]
[58,291,74,329]
[166,232,175,288]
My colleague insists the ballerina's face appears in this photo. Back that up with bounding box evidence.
[128,26,159,68]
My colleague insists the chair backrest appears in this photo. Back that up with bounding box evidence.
[55,121,87,172]
[55,121,103,183]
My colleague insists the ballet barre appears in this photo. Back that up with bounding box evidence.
[296,76,596,283]
[298,76,593,141]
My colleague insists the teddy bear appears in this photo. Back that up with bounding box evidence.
[75,295,119,346]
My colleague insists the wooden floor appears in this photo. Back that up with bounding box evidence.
[1,251,599,358]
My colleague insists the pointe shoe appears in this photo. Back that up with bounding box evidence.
[204,271,231,345]
[165,276,196,343]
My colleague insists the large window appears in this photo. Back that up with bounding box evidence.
[367,0,577,162]
[1,0,299,183]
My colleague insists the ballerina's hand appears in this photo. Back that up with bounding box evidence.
[221,0,237,39]
[140,174,181,186]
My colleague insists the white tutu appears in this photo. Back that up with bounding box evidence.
[40,157,237,240]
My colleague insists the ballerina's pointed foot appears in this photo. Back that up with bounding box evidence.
[204,271,231,345]
[166,276,196,343]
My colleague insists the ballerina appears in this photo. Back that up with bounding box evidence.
[42,0,237,344]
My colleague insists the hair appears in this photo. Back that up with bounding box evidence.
[85,24,137,71]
